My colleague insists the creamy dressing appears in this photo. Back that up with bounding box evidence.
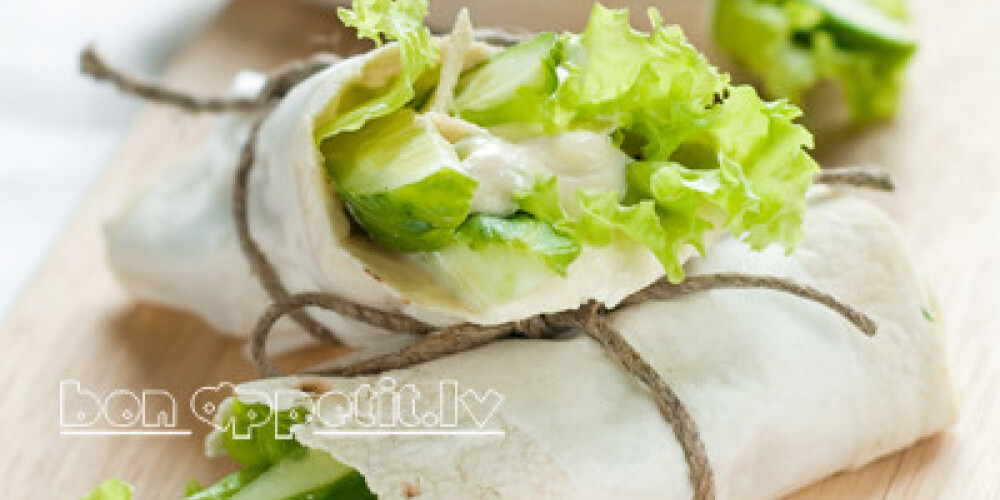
[454,130,630,216]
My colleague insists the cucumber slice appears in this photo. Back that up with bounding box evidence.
[323,108,477,252]
[802,0,915,53]
[453,33,560,126]
[431,214,581,305]
[227,449,375,500]
[186,468,265,500]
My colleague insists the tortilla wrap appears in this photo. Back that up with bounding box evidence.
[106,40,699,346]
[223,194,955,500]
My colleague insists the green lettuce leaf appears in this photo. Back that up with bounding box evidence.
[80,479,133,500]
[714,0,916,122]
[221,400,309,469]
[519,179,690,281]
[315,0,439,140]
[456,214,581,275]
[513,5,817,282]
[552,6,725,131]
[318,2,817,287]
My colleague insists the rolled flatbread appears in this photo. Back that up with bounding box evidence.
[218,193,955,500]
[104,3,843,372]
[107,39,704,346]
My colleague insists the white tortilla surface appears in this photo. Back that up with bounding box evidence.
[227,194,955,500]
[107,40,694,347]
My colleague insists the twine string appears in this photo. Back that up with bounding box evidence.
[245,273,878,500]
[815,167,894,191]
[234,122,342,345]
[80,45,340,112]
[251,273,877,379]
[471,27,536,47]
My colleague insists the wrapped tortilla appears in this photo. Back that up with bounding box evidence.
[108,2,818,349]
[193,194,954,500]
[93,5,952,499]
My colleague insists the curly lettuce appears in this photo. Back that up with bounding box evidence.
[510,6,817,282]
[714,0,916,122]
[315,0,440,140]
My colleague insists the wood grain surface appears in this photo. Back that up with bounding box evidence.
[0,0,997,498]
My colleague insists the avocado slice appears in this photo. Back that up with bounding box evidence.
[452,33,561,126]
[802,0,916,53]
[322,108,478,252]
[226,449,375,500]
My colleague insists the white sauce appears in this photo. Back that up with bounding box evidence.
[455,130,630,216]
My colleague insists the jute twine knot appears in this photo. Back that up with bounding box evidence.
[82,41,892,500]
[513,300,601,339]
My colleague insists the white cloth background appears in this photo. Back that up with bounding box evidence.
[0,0,227,315]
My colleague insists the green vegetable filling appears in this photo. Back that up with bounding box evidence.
[714,0,916,122]
[185,400,376,500]
[79,478,133,500]
[432,213,582,304]
[319,0,819,299]
[323,108,478,251]
[452,32,561,127]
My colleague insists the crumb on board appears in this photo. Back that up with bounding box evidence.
[298,380,330,395]
[403,482,420,498]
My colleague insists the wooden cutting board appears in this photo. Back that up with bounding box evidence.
[1,0,997,498]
